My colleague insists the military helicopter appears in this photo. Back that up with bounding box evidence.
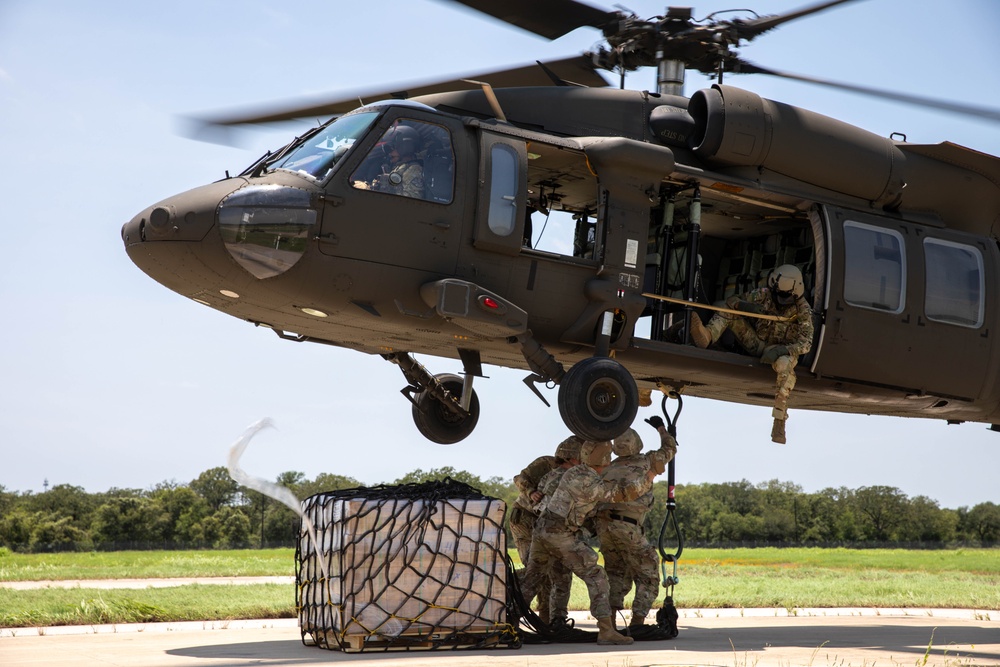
[122,0,1000,446]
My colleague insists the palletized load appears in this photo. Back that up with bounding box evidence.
[296,479,513,652]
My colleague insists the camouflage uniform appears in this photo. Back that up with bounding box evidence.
[373,160,424,198]
[511,454,557,623]
[703,286,813,439]
[511,455,558,562]
[519,460,653,621]
[595,428,677,625]
[530,463,575,622]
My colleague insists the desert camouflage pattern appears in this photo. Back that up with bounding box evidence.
[519,464,654,619]
[513,455,557,511]
[545,464,651,528]
[596,429,678,619]
[373,160,425,198]
[529,464,573,619]
[600,430,676,517]
[705,287,813,417]
[510,454,558,622]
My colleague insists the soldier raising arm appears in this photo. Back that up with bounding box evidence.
[518,440,665,646]
[595,416,677,629]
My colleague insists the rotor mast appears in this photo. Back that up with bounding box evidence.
[656,7,690,96]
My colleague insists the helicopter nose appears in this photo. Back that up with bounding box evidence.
[121,179,244,247]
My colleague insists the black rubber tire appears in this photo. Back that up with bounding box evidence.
[557,357,638,441]
[411,373,480,444]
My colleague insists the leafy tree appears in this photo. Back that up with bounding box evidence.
[963,502,1000,544]
[91,496,166,545]
[25,484,98,531]
[756,480,802,542]
[0,508,35,550]
[29,513,90,551]
[174,498,213,545]
[298,473,362,498]
[898,496,958,543]
[190,467,239,511]
[148,485,202,543]
[798,491,840,542]
[213,506,252,548]
[853,486,908,541]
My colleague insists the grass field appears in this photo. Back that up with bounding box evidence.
[1,547,997,628]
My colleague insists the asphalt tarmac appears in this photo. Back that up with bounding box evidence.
[3,609,998,667]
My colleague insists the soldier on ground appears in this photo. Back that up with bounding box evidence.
[510,436,582,624]
[595,416,677,630]
[518,440,666,646]
[688,264,813,444]
[529,440,584,628]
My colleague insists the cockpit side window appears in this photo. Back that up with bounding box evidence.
[267,111,379,181]
[350,119,454,204]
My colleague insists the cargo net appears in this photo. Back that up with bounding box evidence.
[296,479,518,652]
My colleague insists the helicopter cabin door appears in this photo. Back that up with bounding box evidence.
[814,205,994,402]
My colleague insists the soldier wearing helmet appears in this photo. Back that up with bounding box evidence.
[518,439,664,646]
[688,263,814,444]
[353,123,425,198]
[509,435,582,624]
[595,417,676,630]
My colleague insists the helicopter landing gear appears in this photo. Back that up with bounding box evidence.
[411,372,480,445]
[385,352,480,444]
[557,356,638,442]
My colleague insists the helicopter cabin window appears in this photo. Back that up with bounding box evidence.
[350,119,454,203]
[268,111,378,181]
[487,144,518,236]
[842,221,906,314]
[923,238,984,328]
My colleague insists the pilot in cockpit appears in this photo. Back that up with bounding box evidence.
[352,124,425,199]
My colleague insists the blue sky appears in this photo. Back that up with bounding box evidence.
[2,0,999,509]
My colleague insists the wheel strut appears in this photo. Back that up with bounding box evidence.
[383,352,468,419]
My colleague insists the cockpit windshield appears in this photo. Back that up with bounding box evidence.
[267,111,379,181]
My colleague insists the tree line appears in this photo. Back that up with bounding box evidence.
[1,467,997,552]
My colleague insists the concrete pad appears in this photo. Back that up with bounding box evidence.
[1,610,997,667]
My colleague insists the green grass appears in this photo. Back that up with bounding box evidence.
[518,547,1000,613]
[0,549,293,581]
[0,584,293,628]
[2,547,997,628]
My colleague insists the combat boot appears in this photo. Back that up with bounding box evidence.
[596,616,634,645]
[688,315,711,349]
[628,612,646,629]
[771,406,787,444]
[771,418,786,444]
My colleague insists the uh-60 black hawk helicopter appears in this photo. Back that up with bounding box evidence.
[122,0,1000,446]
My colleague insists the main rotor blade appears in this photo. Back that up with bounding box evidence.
[189,56,608,131]
[729,0,861,40]
[733,60,1000,123]
[440,0,619,40]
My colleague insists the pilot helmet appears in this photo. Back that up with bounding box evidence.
[580,440,613,467]
[768,264,805,306]
[382,124,421,159]
[554,435,583,462]
[612,428,643,457]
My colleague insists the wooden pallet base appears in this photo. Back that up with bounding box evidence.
[305,627,504,653]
